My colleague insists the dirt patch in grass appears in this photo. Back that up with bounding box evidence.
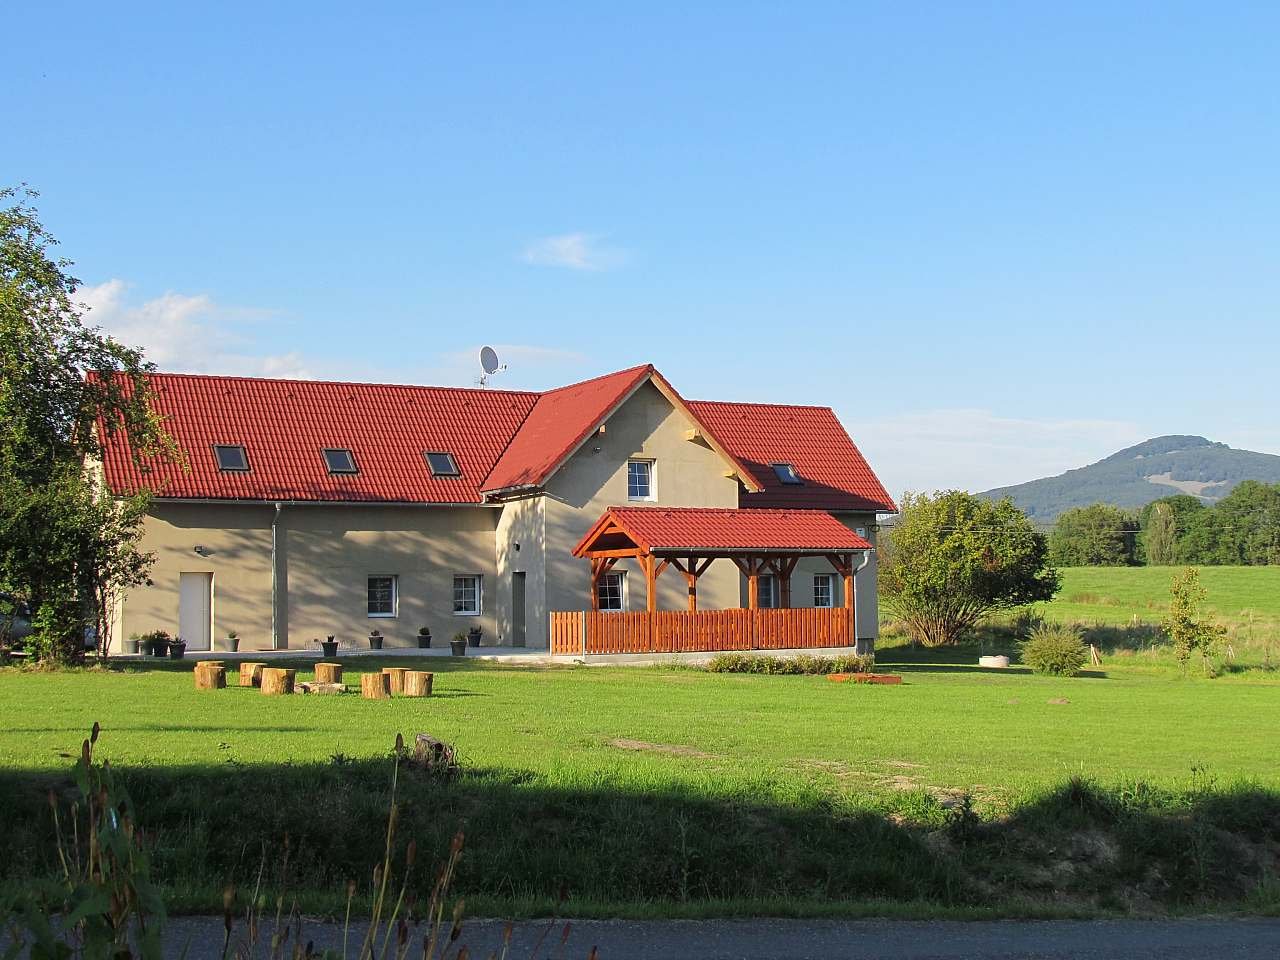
[608,738,719,760]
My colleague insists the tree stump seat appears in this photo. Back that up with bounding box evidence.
[314,662,343,684]
[403,671,434,697]
[260,667,296,695]
[382,667,409,695]
[193,662,226,690]
[361,672,391,699]
[239,662,267,687]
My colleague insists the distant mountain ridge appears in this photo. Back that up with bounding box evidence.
[979,436,1280,522]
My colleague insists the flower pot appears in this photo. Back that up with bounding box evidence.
[450,639,467,657]
[417,631,432,649]
[320,641,339,659]
[229,637,240,652]
[149,639,169,657]
[124,638,140,655]
[168,641,186,660]
[467,627,482,648]
[368,634,384,651]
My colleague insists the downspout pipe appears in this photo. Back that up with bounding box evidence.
[271,502,283,649]
[852,549,872,657]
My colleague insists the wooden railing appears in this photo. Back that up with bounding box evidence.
[548,607,852,656]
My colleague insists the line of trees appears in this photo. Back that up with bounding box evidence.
[1047,481,1280,567]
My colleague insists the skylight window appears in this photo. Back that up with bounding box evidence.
[771,462,803,485]
[424,451,460,477]
[213,444,249,472]
[322,448,359,475]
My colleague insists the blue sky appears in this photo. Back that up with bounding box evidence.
[8,3,1278,497]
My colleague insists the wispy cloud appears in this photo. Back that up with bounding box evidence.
[76,280,312,379]
[845,407,1146,500]
[521,233,624,271]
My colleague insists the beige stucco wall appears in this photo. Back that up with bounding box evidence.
[494,494,545,647]
[543,381,742,620]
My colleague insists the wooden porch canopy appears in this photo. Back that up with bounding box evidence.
[571,506,873,612]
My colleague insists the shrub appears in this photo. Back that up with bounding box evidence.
[1019,623,1089,677]
[705,653,874,675]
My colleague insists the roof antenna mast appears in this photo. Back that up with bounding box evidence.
[476,346,507,388]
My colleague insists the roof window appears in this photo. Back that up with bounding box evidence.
[424,451,460,477]
[771,462,803,485]
[323,448,359,475]
[213,444,250,472]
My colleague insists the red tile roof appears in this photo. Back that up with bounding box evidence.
[97,366,892,511]
[573,506,873,556]
[99,373,538,503]
[687,400,897,513]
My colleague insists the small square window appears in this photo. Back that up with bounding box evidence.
[425,451,460,477]
[758,575,778,609]
[597,571,625,611]
[627,460,653,500]
[213,444,249,472]
[771,462,803,485]
[813,574,834,608]
[368,575,398,617]
[453,575,482,615]
[323,448,358,474]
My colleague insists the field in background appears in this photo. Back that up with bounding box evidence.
[1042,566,1280,627]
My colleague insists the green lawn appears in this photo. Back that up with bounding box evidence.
[2,651,1278,918]
[1041,565,1280,628]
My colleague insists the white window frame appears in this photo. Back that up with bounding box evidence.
[452,575,483,616]
[813,573,834,609]
[367,575,399,618]
[758,574,779,609]
[626,459,655,501]
[597,571,626,611]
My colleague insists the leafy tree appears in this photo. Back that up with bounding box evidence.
[0,186,175,661]
[1142,499,1179,565]
[1162,567,1226,675]
[880,491,1060,647]
[1047,504,1140,566]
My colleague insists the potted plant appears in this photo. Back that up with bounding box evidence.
[124,633,141,656]
[368,629,384,651]
[317,635,339,659]
[450,631,467,657]
[168,636,187,659]
[224,630,240,653]
[467,625,482,648]
[417,626,432,649]
[140,630,170,657]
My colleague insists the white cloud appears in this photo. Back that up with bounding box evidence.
[76,280,312,379]
[521,233,624,271]
[845,407,1146,501]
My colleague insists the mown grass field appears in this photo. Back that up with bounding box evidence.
[2,636,1278,919]
[1042,565,1280,628]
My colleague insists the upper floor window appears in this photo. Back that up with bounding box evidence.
[813,574,834,608]
[597,571,626,611]
[758,574,778,609]
[627,459,654,500]
[323,448,358,474]
[453,575,482,616]
[771,462,803,485]
[213,444,250,472]
[368,575,398,617]
[425,451,460,477]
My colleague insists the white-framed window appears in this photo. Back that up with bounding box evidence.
[367,575,398,617]
[813,574,834,608]
[453,575,482,616]
[758,574,778,609]
[627,459,654,500]
[597,571,625,611]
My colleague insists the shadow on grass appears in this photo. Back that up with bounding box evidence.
[2,755,1277,915]
[875,649,1109,680]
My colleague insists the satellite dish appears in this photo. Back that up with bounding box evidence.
[480,346,500,375]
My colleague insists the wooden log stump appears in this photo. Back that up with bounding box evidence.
[260,667,296,695]
[298,681,347,695]
[361,672,391,700]
[239,662,267,687]
[194,663,227,690]
[382,667,409,695]
[315,662,343,684]
[403,671,434,697]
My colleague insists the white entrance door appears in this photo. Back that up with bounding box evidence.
[179,573,213,651]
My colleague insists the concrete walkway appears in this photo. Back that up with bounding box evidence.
[163,916,1280,960]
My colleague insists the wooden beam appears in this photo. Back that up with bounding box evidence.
[642,553,657,613]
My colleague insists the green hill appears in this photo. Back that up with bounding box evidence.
[980,435,1280,522]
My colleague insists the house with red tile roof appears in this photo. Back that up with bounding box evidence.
[97,364,894,654]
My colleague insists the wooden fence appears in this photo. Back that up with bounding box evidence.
[548,607,852,656]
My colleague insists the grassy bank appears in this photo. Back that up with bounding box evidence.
[1,653,1278,917]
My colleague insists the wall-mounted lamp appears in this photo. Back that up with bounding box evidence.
[193,545,210,557]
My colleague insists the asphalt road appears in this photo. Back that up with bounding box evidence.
[162,916,1280,960]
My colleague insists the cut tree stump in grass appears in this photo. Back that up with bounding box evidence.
[403,671,434,697]
[827,673,903,685]
[239,662,266,687]
[314,662,343,684]
[260,668,296,695]
[410,733,458,776]
[298,681,347,695]
[361,672,391,699]
[382,667,409,695]
[193,663,226,690]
